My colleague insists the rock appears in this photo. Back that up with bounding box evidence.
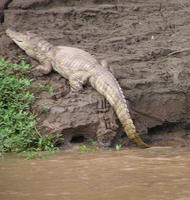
[35,87,119,147]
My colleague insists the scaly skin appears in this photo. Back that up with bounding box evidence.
[6,28,149,148]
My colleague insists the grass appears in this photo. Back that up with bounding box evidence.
[79,141,99,152]
[37,83,54,95]
[115,144,122,151]
[0,58,63,156]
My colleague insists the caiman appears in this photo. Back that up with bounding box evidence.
[6,28,149,148]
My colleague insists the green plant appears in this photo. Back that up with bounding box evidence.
[90,141,98,152]
[79,145,88,152]
[115,144,122,151]
[17,54,25,60]
[79,141,99,152]
[48,86,54,95]
[37,83,54,95]
[0,58,63,153]
[92,141,98,146]
[34,133,64,152]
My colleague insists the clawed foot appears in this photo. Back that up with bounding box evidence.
[104,118,119,131]
[97,97,109,112]
[97,129,116,147]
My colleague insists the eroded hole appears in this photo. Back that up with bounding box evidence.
[148,122,181,135]
[71,135,85,143]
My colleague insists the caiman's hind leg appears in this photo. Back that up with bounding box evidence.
[100,59,115,75]
[69,71,90,95]
[36,61,53,75]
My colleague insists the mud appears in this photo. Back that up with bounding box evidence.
[1,0,190,147]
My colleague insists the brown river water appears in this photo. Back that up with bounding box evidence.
[0,146,190,200]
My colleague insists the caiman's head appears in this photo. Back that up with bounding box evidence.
[6,28,49,59]
[6,28,37,51]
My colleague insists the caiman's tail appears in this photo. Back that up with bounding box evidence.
[90,71,149,148]
[115,101,149,148]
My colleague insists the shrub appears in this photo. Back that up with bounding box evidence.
[0,58,63,153]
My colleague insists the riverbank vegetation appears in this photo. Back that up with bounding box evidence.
[0,58,63,156]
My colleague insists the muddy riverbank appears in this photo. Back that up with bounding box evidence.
[1,0,190,147]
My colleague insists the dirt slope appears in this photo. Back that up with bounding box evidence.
[1,0,190,147]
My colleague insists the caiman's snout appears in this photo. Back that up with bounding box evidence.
[6,28,25,41]
[6,28,18,38]
[6,28,29,51]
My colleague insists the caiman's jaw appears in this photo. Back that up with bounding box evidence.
[6,28,32,51]
[6,28,54,61]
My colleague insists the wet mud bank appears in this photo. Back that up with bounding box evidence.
[1,0,190,148]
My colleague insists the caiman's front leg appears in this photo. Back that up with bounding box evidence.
[100,59,108,69]
[36,61,53,75]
